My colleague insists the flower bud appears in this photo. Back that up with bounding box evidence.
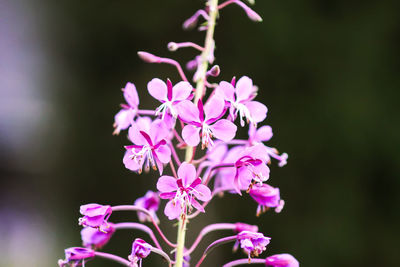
[167,42,178,51]
[137,51,162,63]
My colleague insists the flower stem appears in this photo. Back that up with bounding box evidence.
[176,1,220,266]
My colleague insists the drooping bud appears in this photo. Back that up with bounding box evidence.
[207,65,220,77]
[81,222,115,249]
[234,222,259,233]
[167,42,178,51]
[58,247,95,267]
[265,253,299,267]
[78,204,112,230]
[137,51,162,63]
[128,238,152,266]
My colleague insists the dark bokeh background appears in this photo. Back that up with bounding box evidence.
[1,0,399,266]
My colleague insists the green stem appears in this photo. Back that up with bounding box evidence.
[176,1,219,266]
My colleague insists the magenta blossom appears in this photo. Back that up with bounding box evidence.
[123,119,171,174]
[216,76,267,126]
[134,190,160,223]
[233,144,270,195]
[148,78,192,119]
[128,238,152,267]
[235,231,271,259]
[177,95,237,148]
[58,247,95,267]
[113,82,139,135]
[81,223,115,249]
[157,162,212,220]
[265,253,299,267]
[249,183,285,216]
[78,204,112,231]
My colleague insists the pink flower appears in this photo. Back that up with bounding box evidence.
[129,238,152,267]
[249,183,285,216]
[216,76,268,126]
[81,223,115,249]
[235,231,271,259]
[234,222,259,233]
[123,119,171,174]
[177,96,237,148]
[58,247,95,267]
[147,78,192,119]
[113,82,139,135]
[157,162,212,220]
[78,204,112,231]
[134,190,160,223]
[233,145,270,195]
[265,253,299,267]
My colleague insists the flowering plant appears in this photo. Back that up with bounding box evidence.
[58,1,298,266]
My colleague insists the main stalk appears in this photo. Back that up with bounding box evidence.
[175,1,219,266]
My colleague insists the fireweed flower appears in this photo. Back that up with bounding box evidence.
[134,190,160,223]
[113,82,140,135]
[234,222,259,234]
[249,183,285,216]
[265,253,299,267]
[78,204,112,231]
[148,78,192,119]
[232,144,270,194]
[235,231,271,260]
[216,76,267,126]
[177,95,237,148]
[128,238,152,267]
[123,119,171,174]
[81,223,115,249]
[58,247,95,267]
[157,162,212,220]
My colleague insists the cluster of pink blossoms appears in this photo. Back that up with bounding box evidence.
[58,1,298,267]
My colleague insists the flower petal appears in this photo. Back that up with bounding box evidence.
[148,78,167,102]
[193,184,212,201]
[124,82,139,107]
[155,145,171,164]
[114,109,135,132]
[150,119,169,143]
[182,125,201,147]
[245,101,268,123]
[172,81,192,101]
[236,76,253,102]
[191,199,205,213]
[255,125,273,142]
[210,119,237,142]
[204,95,225,122]
[156,176,177,193]
[128,125,147,145]
[123,150,141,171]
[164,200,182,220]
[177,162,197,187]
[176,100,200,123]
[216,81,235,102]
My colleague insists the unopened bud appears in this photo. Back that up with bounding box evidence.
[207,65,220,77]
[245,8,263,22]
[167,42,178,51]
[137,51,161,63]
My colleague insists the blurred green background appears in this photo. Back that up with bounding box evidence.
[1,0,399,266]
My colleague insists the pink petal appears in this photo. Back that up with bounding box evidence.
[210,119,237,142]
[216,81,235,102]
[182,125,201,147]
[245,101,268,123]
[164,200,182,220]
[255,125,273,142]
[124,82,139,107]
[156,176,177,193]
[207,142,228,163]
[176,100,200,123]
[172,81,192,101]
[193,184,212,201]
[123,150,141,171]
[150,119,169,143]
[147,78,167,102]
[177,162,197,187]
[156,158,164,175]
[114,109,135,131]
[128,125,147,145]
[136,117,152,132]
[204,95,225,122]
[155,145,171,164]
[235,76,253,102]
[191,199,205,213]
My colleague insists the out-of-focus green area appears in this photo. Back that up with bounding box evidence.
[0,0,399,266]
